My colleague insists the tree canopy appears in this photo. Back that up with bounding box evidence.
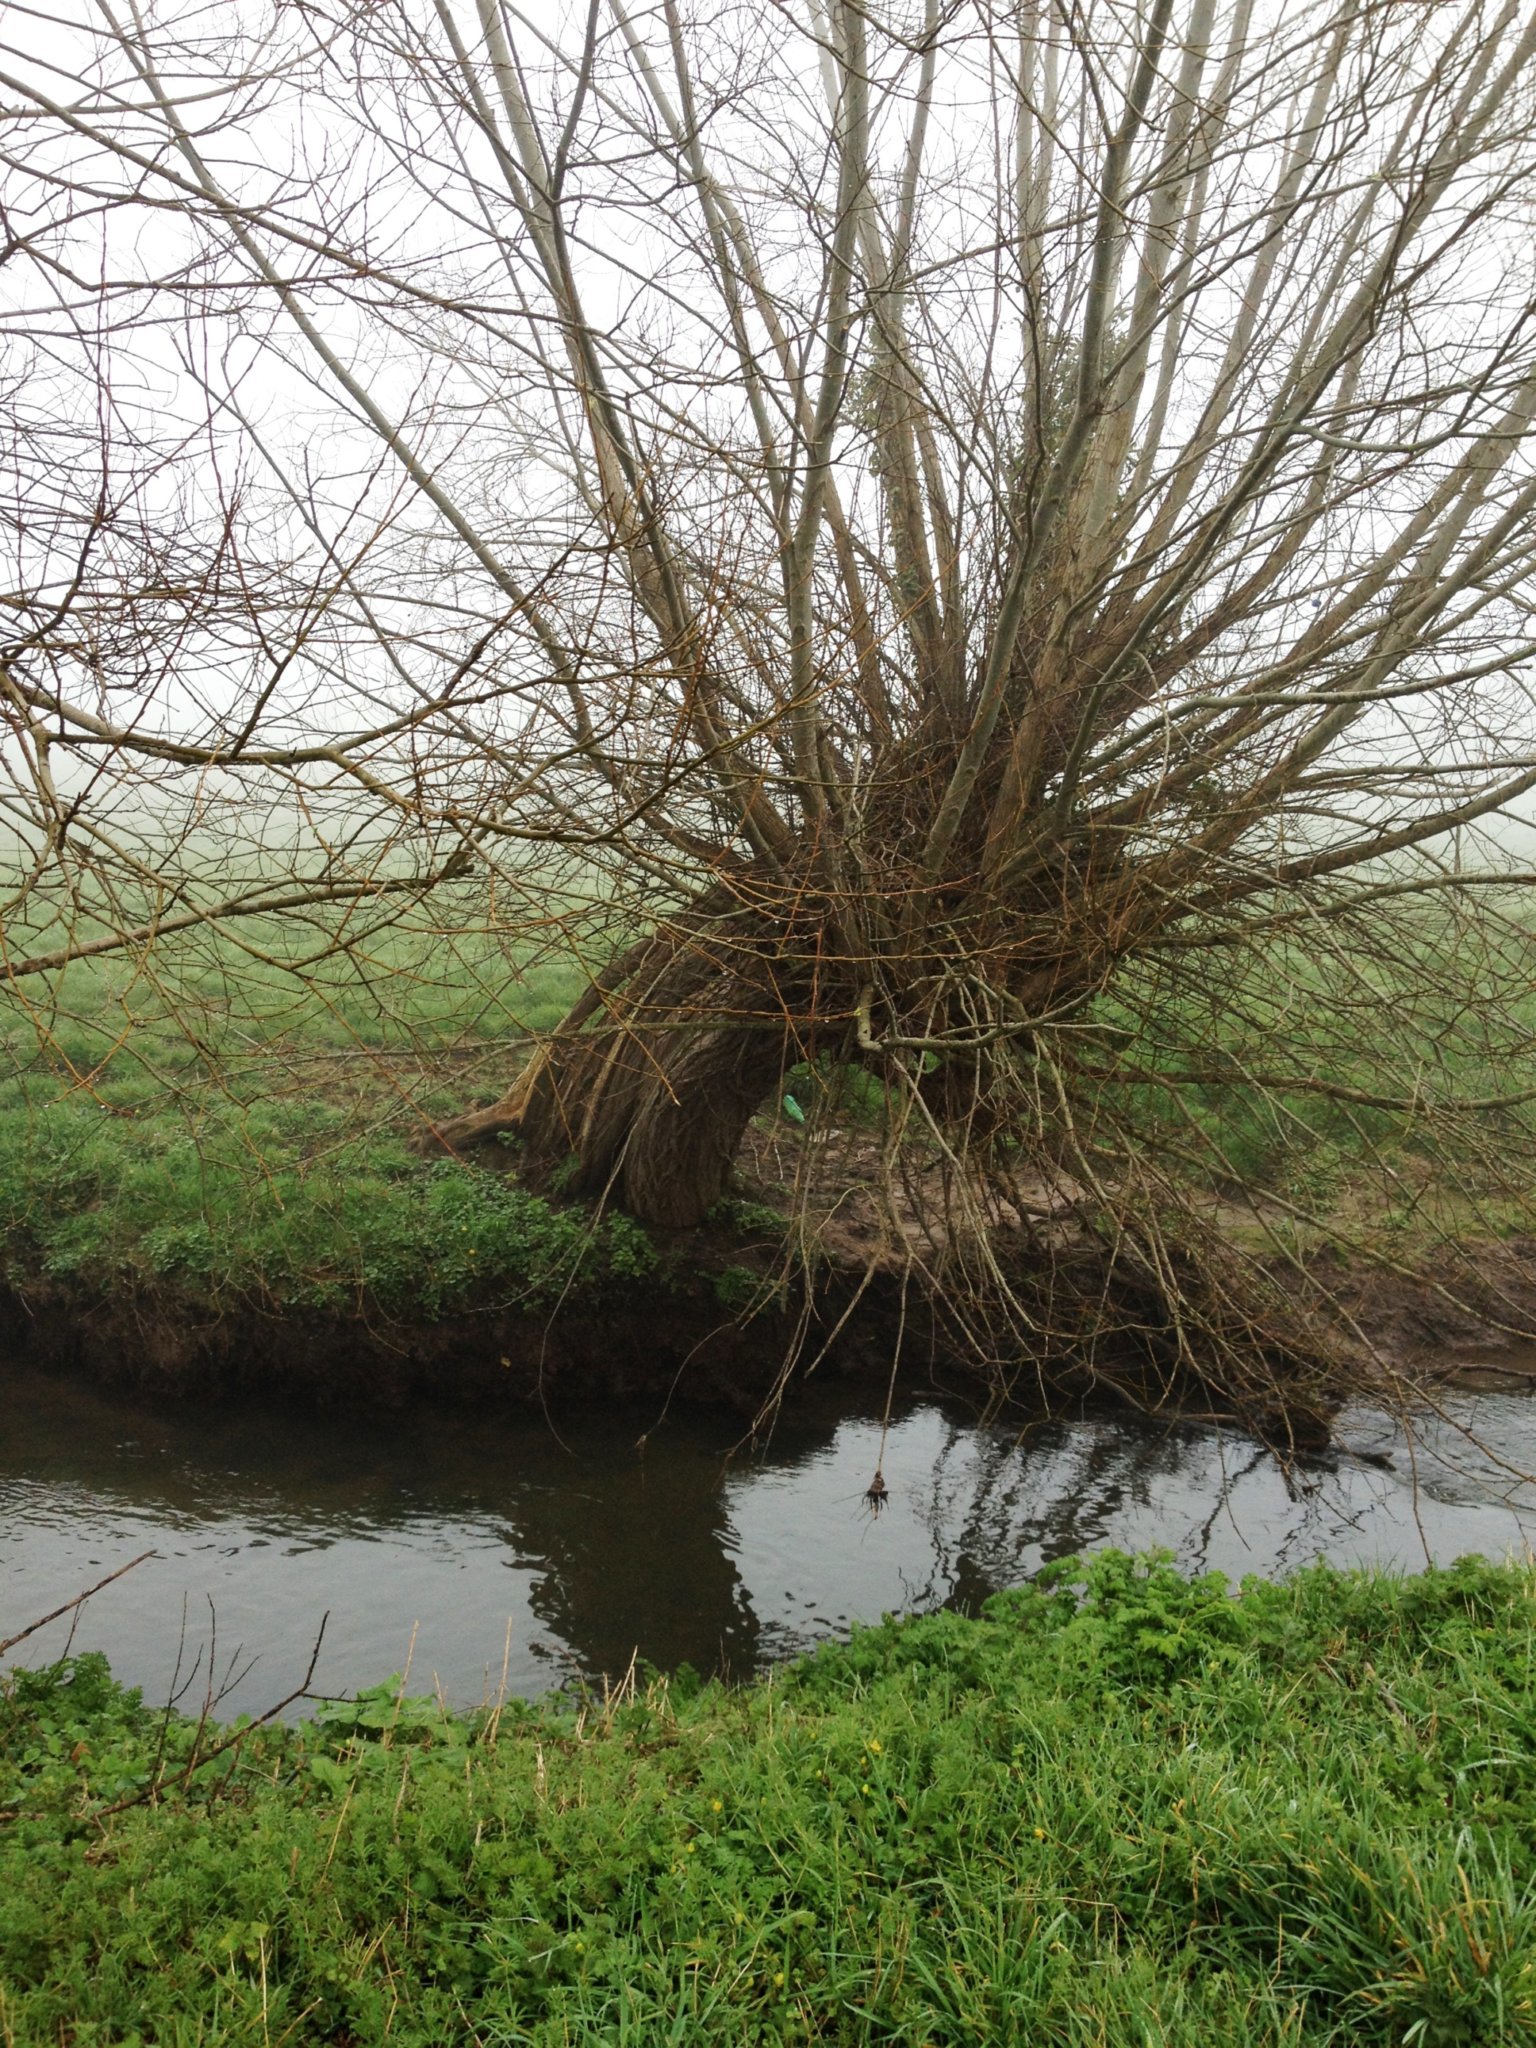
[5,0,1536,1410]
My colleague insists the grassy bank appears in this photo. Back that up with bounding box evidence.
[1,896,1534,1401]
[4,1552,1536,2044]
[0,1109,664,1323]
[0,917,798,1338]
[0,917,643,1322]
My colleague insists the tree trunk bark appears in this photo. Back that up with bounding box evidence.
[427,886,823,1227]
[422,884,1354,1441]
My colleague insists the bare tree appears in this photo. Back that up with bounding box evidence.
[5,0,1536,1404]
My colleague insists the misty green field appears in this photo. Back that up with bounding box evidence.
[0,880,1532,1322]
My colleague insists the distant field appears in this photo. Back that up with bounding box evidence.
[0,871,1533,1319]
[1091,907,1536,1251]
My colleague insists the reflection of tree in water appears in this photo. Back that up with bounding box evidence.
[509,1410,1210,1680]
[504,1440,763,1687]
[20,1360,1533,1701]
[0,1367,1300,1691]
[900,1416,1261,1617]
[0,1365,777,1692]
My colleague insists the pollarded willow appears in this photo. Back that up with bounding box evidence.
[5,0,1536,1417]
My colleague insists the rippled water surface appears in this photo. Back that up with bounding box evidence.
[3,1360,1534,1716]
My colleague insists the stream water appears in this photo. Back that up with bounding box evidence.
[3,1358,1535,1719]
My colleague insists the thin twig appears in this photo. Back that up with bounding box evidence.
[0,1551,158,1658]
[89,1613,331,1821]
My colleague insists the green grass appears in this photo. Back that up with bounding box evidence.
[0,893,803,1321]
[4,1552,1536,2044]
[0,904,671,1318]
[3,881,1536,1324]
[0,1109,659,1317]
[1087,906,1536,1242]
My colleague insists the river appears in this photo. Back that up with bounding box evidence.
[3,1359,1534,1718]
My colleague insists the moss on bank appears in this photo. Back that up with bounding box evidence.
[0,1097,842,1410]
[0,1099,666,1320]
[4,1553,1536,2044]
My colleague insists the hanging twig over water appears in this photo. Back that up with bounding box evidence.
[0,1551,158,1659]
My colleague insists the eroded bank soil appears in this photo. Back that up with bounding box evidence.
[4,1181,1535,1457]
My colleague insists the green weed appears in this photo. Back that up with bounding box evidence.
[4,1554,1536,2043]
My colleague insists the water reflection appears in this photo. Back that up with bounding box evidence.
[2,1359,1533,1718]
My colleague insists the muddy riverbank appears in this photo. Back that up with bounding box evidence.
[3,1228,1535,1435]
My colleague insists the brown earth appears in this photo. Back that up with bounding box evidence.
[1321,1240,1536,1391]
[4,1121,1534,1444]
